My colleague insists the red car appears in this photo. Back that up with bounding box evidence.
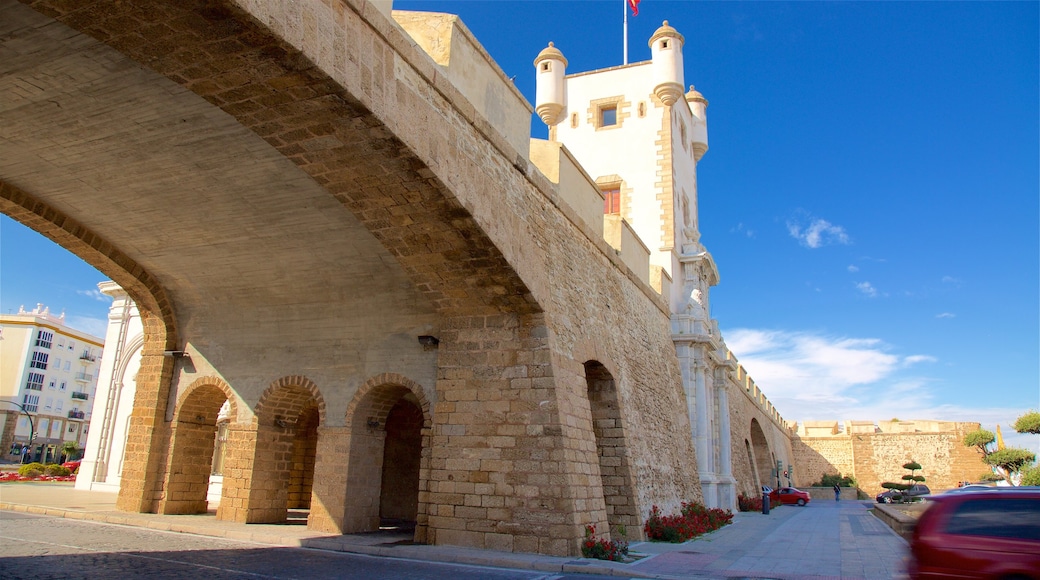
[769,486,811,506]
[908,487,1040,579]
[62,460,81,473]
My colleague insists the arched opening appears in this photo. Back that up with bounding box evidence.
[159,383,229,514]
[379,398,424,531]
[584,361,640,539]
[749,418,772,490]
[343,383,427,534]
[286,405,320,522]
[244,380,323,524]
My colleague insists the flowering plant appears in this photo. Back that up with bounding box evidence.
[737,493,763,512]
[644,502,733,542]
[580,524,630,561]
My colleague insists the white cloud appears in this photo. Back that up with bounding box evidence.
[903,355,937,366]
[856,281,877,297]
[722,327,1040,457]
[787,216,850,248]
[77,289,109,302]
[847,265,859,272]
[936,312,956,319]
[731,223,755,238]
[942,276,961,284]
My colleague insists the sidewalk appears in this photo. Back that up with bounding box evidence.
[0,483,909,579]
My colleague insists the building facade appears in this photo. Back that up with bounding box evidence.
[0,303,103,464]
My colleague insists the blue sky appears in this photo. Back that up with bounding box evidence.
[2,1,1037,453]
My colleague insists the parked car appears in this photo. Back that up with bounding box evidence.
[62,460,81,473]
[876,484,931,503]
[769,486,811,506]
[907,487,1040,580]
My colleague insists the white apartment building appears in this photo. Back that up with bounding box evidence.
[0,303,103,464]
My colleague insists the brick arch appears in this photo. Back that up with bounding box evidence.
[345,373,431,429]
[749,418,772,491]
[172,376,239,426]
[0,180,183,514]
[1,180,178,350]
[159,377,238,515]
[254,375,326,428]
[20,0,539,318]
[583,360,641,540]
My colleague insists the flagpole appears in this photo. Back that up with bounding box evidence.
[623,0,628,65]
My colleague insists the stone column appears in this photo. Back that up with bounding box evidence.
[116,349,175,513]
[307,426,351,533]
[715,368,736,510]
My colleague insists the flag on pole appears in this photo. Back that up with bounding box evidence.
[628,0,640,16]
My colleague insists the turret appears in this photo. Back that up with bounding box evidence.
[686,85,709,161]
[649,21,684,106]
[534,42,568,126]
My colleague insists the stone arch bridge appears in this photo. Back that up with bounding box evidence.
[1,0,793,555]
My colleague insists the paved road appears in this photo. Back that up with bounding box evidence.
[0,512,621,580]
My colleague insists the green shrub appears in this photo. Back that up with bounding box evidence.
[18,462,45,478]
[814,473,857,488]
[44,464,71,476]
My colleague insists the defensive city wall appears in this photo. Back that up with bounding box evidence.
[792,420,984,495]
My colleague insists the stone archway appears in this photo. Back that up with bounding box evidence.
[339,375,431,535]
[749,418,772,489]
[159,377,237,515]
[220,376,325,524]
[584,361,640,540]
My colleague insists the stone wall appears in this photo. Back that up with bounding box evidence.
[793,421,986,495]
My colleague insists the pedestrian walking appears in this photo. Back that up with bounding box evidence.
[833,483,840,501]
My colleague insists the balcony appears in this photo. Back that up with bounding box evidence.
[71,391,89,401]
[79,352,97,362]
[74,372,93,382]
[67,410,86,420]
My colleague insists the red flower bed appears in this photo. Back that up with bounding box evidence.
[644,501,733,542]
[0,472,76,482]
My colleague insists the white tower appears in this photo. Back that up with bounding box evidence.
[534,42,567,126]
[649,21,684,106]
[686,85,708,161]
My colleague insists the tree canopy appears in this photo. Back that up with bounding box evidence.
[1013,411,1040,435]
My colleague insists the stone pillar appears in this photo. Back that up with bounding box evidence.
[307,426,350,533]
[715,369,736,510]
[215,422,258,523]
[116,350,175,513]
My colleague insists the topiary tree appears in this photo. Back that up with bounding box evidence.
[880,460,926,502]
[814,473,857,488]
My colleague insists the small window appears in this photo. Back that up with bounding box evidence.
[570,112,578,128]
[638,102,646,117]
[48,380,56,390]
[541,62,551,72]
[661,39,670,49]
[36,330,53,349]
[602,187,621,215]
[601,106,617,127]
[59,381,67,391]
